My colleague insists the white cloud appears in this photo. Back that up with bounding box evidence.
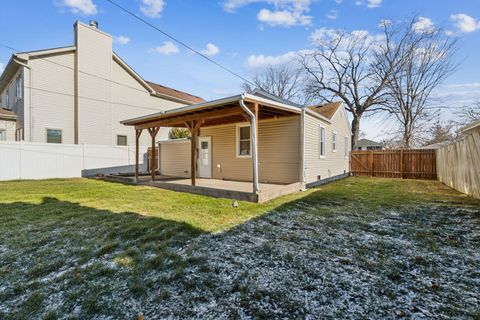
[0,62,5,74]
[113,35,130,45]
[140,0,165,18]
[367,0,382,8]
[245,51,300,69]
[223,0,313,27]
[326,10,338,20]
[257,8,311,27]
[450,14,480,33]
[154,41,179,55]
[355,0,382,8]
[334,0,343,4]
[413,17,435,33]
[60,0,97,15]
[201,43,220,57]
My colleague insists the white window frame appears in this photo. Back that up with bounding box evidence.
[0,129,6,141]
[236,123,252,158]
[344,136,349,159]
[319,125,326,159]
[332,131,337,153]
[46,128,63,144]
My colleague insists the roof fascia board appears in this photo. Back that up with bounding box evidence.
[304,107,332,123]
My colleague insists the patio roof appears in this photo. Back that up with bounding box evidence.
[121,93,302,130]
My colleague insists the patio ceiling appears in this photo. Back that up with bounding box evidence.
[121,93,302,130]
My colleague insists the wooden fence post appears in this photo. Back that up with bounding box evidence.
[369,150,374,177]
[399,149,403,179]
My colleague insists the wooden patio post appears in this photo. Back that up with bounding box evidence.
[148,127,160,181]
[186,120,202,186]
[135,129,143,181]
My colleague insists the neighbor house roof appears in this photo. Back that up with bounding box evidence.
[357,139,383,147]
[146,81,205,104]
[307,102,342,120]
[0,108,17,120]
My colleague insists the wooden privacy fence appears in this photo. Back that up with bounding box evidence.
[350,149,437,180]
[436,130,480,199]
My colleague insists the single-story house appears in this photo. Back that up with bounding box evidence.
[120,91,351,202]
[355,138,384,150]
[0,20,203,146]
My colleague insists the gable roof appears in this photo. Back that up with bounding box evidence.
[0,108,17,120]
[146,81,205,104]
[307,102,342,119]
[357,139,383,147]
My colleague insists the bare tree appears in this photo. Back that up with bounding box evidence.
[457,101,480,124]
[300,20,412,149]
[243,64,309,105]
[423,119,456,146]
[383,26,459,148]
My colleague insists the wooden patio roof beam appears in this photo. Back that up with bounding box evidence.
[134,106,245,130]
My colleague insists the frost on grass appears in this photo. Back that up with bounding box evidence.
[0,201,479,319]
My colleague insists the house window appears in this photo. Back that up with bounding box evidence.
[237,124,251,157]
[46,129,62,144]
[319,126,326,158]
[5,89,10,109]
[117,135,127,146]
[15,75,23,99]
[0,129,6,141]
[16,128,23,141]
[344,136,349,159]
[332,132,337,152]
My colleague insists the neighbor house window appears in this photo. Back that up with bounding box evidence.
[237,124,251,157]
[319,126,326,158]
[5,89,10,109]
[344,136,349,159]
[46,129,62,143]
[332,132,337,152]
[0,130,6,141]
[15,75,23,99]
[117,135,127,146]
[16,128,23,141]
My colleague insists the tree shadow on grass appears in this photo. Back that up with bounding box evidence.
[0,197,204,319]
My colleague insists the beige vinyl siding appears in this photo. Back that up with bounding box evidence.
[110,59,184,146]
[199,116,300,184]
[0,68,23,140]
[304,107,351,184]
[29,53,75,143]
[159,140,190,177]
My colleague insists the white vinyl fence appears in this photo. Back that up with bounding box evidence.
[0,141,148,181]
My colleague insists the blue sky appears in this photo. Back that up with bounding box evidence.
[1,0,479,139]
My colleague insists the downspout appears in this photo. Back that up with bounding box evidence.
[300,107,306,190]
[239,95,260,193]
[13,58,31,142]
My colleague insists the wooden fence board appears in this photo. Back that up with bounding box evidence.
[350,149,436,180]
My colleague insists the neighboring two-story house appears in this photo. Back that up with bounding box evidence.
[0,21,203,146]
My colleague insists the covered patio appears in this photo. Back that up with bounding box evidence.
[119,92,304,202]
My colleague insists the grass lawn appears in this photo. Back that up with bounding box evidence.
[0,177,479,318]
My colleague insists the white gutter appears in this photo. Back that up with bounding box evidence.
[300,108,306,190]
[13,57,32,142]
[239,95,260,194]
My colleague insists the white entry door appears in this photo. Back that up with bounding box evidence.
[198,136,212,178]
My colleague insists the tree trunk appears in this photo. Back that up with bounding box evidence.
[351,115,361,150]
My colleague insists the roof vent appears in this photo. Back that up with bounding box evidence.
[89,20,99,29]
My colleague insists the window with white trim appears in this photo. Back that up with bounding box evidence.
[46,129,62,144]
[319,126,326,158]
[237,124,251,157]
[5,89,10,109]
[117,135,127,146]
[332,132,337,152]
[344,136,349,159]
[0,129,6,141]
[15,75,23,99]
